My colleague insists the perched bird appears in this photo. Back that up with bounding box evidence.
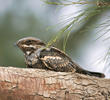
[16,37,105,78]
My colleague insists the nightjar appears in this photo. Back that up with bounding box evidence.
[16,37,105,78]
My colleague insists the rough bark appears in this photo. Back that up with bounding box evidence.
[0,67,110,100]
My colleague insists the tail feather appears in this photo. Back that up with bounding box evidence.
[75,68,105,78]
[87,71,105,78]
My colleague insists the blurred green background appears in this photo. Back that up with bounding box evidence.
[0,0,110,78]
[0,0,54,67]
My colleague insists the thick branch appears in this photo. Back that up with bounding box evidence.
[0,67,110,100]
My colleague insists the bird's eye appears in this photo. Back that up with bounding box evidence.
[28,40,31,43]
[26,40,32,45]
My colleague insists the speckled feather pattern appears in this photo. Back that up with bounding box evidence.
[16,37,105,78]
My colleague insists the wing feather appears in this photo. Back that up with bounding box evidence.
[35,47,105,78]
[39,47,76,72]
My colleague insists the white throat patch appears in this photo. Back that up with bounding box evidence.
[26,51,31,55]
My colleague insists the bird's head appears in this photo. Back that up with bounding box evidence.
[16,37,45,55]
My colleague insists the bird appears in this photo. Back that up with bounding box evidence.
[16,37,105,78]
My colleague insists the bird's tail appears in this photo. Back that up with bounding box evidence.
[75,68,105,78]
[86,71,105,78]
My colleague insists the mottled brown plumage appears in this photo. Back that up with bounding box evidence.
[16,37,105,78]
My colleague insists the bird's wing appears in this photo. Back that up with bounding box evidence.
[36,47,105,78]
[38,47,77,72]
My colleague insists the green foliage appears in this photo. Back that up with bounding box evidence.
[45,0,110,50]
[43,0,110,69]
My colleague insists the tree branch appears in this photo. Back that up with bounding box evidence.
[0,67,110,100]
